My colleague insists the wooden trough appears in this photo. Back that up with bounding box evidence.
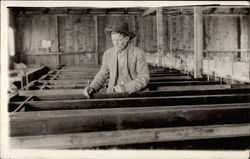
[9,66,250,149]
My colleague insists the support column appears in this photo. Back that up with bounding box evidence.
[249,8,250,83]
[193,7,203,78]
[156,7,164,67]
[133,16,138,47]
[94,16,99,65]
[169,16,173,57]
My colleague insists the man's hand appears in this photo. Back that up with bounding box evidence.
[113,85,127,93]
[83,87,96,98]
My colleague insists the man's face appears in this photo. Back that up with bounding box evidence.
[111,32,130,52]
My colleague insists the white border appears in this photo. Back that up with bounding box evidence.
[1,1,250,159]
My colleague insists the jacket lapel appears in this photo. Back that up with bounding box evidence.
[109,49,118,91]
[127,46,135,77]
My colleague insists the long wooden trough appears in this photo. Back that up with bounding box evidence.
[10,124,250,149]
[10,103,250,136]
[9,65,250,149]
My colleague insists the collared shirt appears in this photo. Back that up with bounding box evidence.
[115,47,132,86]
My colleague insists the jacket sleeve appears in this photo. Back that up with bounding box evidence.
[124,49,150,93]
[90,51,109,92]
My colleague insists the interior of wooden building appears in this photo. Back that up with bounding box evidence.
[7,5,250,149]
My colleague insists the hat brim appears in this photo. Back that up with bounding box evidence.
[105,28,136,40]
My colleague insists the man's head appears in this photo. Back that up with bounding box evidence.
[105,22,136,51]
[111,31,130,52]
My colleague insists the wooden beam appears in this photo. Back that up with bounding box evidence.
[237,16,241,60]
[155,84,229,91]
[132,16,138,46]
[55,72,186,78]
[157,7,164,66]
[18,88,250,101]
[19,84,230,97]
[33,80,222,90]
[94,16,99,65]
[13,96,33,112]
[193,7,203,78]
[203,6,250,10]
[141,7,158,17]
[204,14,248,17]
[9,103,250,137]
[169,16,173,57]
[10,124,250,149]
[249,8,250,83]
[37,76,193,85]
[50,73,189,80]
[9,93,250,111]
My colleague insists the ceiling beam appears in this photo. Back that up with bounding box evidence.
[141,7,158,17]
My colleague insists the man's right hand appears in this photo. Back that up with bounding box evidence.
[83,87,96,98]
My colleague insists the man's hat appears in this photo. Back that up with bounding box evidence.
[105,22,136,40]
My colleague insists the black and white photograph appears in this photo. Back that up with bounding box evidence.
[1,1,250,159]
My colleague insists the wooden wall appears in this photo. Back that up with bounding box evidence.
[204,16,239,59]
[15,14,139,68]
[13,8,249,69]
[9,10,17,69]
[240,15,250,61]
[137,15,157,53]
[171,15,194,55]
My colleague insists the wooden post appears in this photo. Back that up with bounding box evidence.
[193,7,203,78]
[238,16,242,60]
[156,7,164,67]
[133,16,138,47]
[249,8,250,83]
[248,8,250,83]
[169,16,173,58]
[94,16,99,65]
[56,16,60,68]
[56,53,60,69]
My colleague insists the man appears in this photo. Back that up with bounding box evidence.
[84,22,150,98]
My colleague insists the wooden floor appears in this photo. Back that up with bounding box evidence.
[9,65,250,149]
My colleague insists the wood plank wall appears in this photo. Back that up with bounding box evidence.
[171,15,194,55]
[205,16,238,58]
[9,10,17,69]
[241,15,250,61]
[137,15,157,53]
[15,14,137,68]
[14,8,249,69]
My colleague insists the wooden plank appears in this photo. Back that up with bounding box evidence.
[26,66,49,83]
[13,96,33,112]
[10,93,250,111]
[18,88,250,101]
[36,80,221,89]
[141,7,158,17]
[156,7,164,65]
[62,84,230,92]
[51,74,189,80]
[249,8,250,83]
[154,84,229,91]
[169,16,173,56]
[9,103,250,136]
[132,16,138,46]
[57,70,182,76]
[38,76,193,85]
[193,7,203,78]
[204,14,249,17]
[10,124,250,149]
[238,16,242,59]
[34,81,222,90]
[94,16,99,65]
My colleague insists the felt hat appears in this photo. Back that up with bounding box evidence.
[105,22,136,40]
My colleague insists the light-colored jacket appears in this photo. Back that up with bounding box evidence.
[90,45,150,93]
